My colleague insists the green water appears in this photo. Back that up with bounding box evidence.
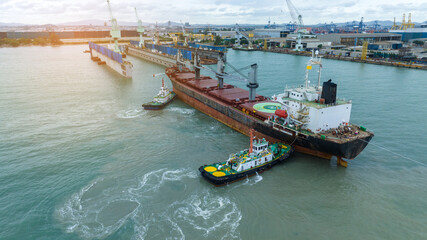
[0,45,426,240]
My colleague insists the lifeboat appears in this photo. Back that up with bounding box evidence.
[275,109,288,119]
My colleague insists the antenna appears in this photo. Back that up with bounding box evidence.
[249,129,254,154]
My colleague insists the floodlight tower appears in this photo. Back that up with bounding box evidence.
[134,8,145,48]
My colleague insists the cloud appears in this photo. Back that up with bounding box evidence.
[0,0,425,25]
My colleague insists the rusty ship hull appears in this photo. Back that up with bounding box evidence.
[166,67,374,163]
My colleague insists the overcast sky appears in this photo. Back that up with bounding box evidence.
[0,0,426,25]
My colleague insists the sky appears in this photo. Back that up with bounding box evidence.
[0,0,426,25]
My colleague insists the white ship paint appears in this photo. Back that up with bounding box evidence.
[272,50,352,133]
[91,48,133,78]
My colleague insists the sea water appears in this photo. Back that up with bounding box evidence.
[0,45,426,239]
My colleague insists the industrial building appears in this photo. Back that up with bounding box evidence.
[252,29,290,38]
[367,41,403,50]
[317,33,402,46]
[268,38,331,49]
[210,31,235,39]
[390,24,427,41]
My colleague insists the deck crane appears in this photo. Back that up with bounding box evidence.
[134,7,144,48]
[106,0,121,53]
[285,0,304,51]
[177,51,259,101]
[234,23,253,49]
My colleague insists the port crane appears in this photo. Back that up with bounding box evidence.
[357,17,365,33]
[134,7,144,48]
[285,0,304,51]
[234,23,254,49]
[106,0,121,53]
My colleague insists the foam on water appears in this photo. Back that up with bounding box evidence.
[167,107,196,115]
[116,108,145,119]
[170,192,242,239]
[56,168,242,239]
[56,178,140,239]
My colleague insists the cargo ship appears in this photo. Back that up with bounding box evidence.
[199,130,293,186]
[166,51,374,167]
[88,0,133,78]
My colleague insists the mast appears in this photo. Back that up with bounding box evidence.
[249,129,254,154]
[247,64,259,101]
[304,50,323,90]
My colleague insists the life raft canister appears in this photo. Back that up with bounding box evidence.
[275,109,288,119]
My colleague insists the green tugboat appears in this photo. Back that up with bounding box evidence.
[199,130,293,186]
[142,78,176,110]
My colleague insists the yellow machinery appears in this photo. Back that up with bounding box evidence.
[391,17,399,30]
[407,13,415,28]
[399,13,415,30]
[361,41,368,60]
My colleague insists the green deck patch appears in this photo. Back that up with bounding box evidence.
[253,102,282,113]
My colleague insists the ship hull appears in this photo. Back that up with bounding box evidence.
[170,76,373,161]
[91,49,132,78]
[142,93,176,110]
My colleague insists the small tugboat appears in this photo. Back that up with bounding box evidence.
[142,78,176,110]
[199,130,293,186]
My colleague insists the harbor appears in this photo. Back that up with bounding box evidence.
[1,0,427,239]
[0,44,426,239]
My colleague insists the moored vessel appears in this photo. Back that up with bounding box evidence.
[199,131,293,186]
[166,50,374,167]
[88,0,133,78]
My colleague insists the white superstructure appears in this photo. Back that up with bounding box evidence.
[225,138,273,172]
[153,79,174,103]
[272,51,352,133]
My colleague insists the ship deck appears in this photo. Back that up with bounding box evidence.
[240,101,281,119]
[167,68,374,161]
[280,96,350,109]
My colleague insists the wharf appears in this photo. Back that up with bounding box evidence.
[260,48,427,70]
[127,45,177,68]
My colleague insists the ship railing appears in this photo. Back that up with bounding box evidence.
[297,109,309,116]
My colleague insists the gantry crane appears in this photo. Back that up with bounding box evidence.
[285,0,304,51]
[400,13,407,30]
[106,0,121,53]
[134,7,144,48]
[391,17,399,30]
[407,13,415,28]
